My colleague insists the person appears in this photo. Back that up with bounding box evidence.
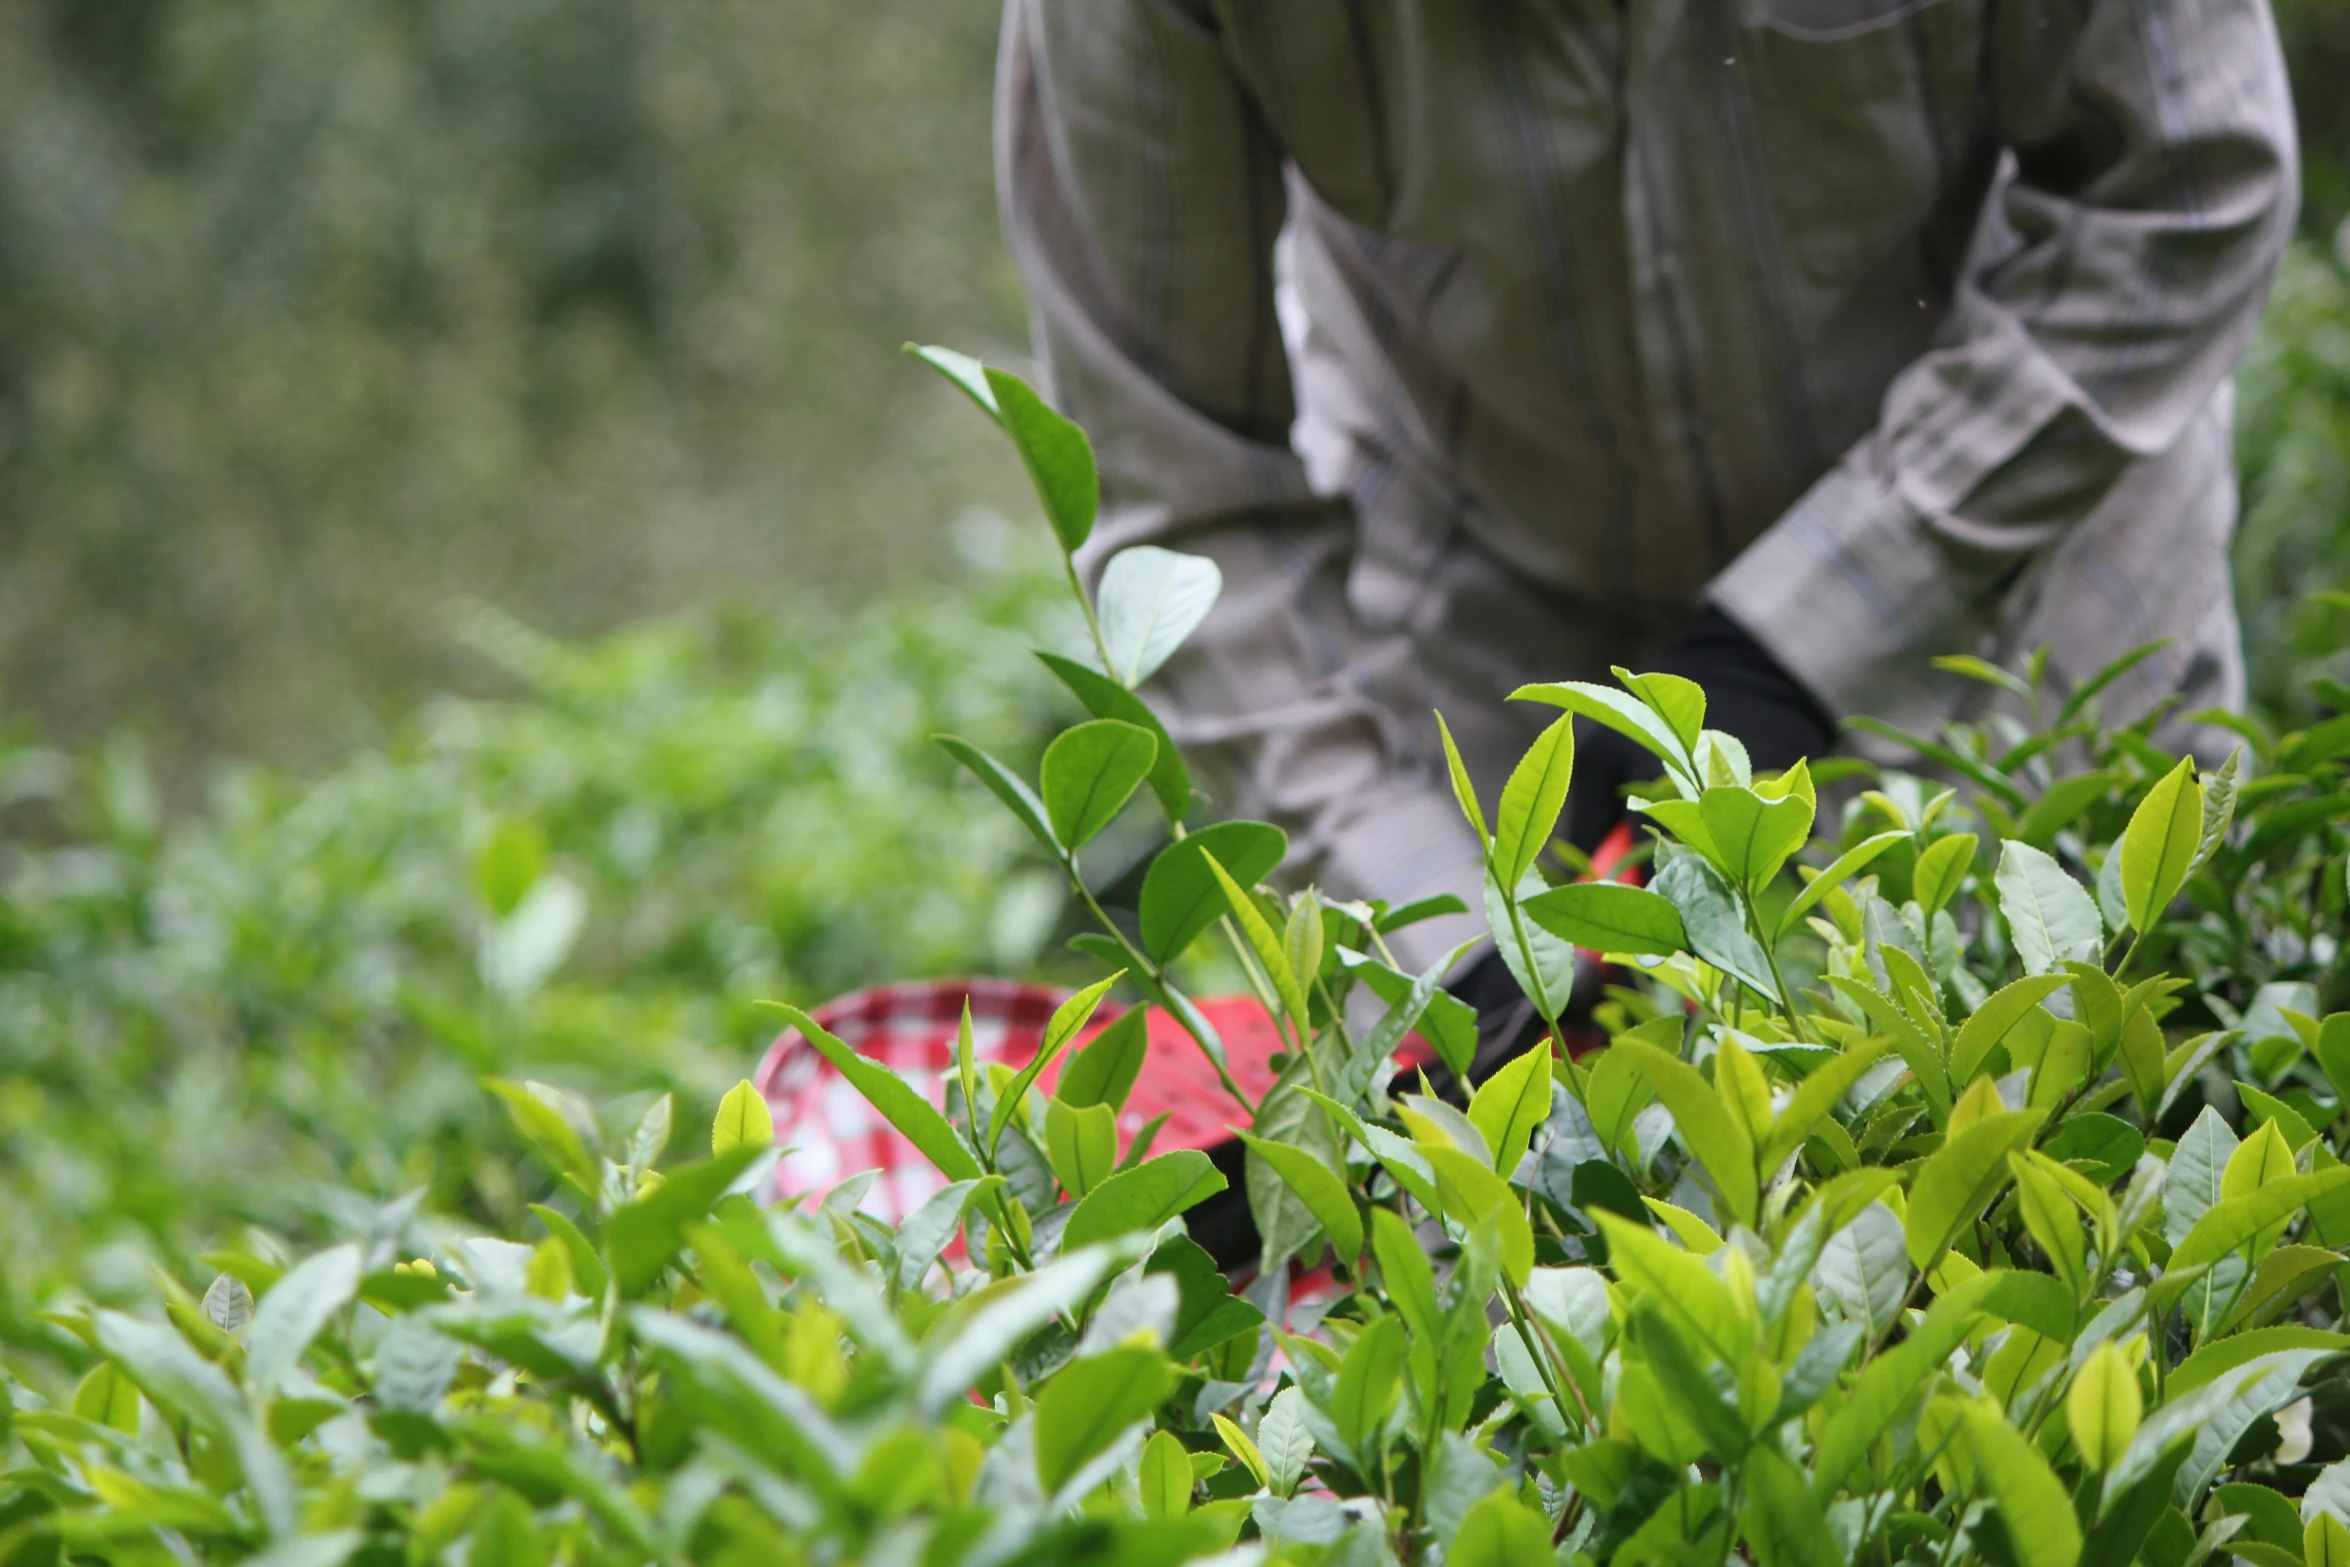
[994,0,2298,1061]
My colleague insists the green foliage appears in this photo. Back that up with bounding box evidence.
[6,345,2350,1567]
[0,543,1068,1309]
[2236,240,2350,728]
[0,1,1025,768]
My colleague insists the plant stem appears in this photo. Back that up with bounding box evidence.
[2110,930,2145,979]
[1063,555,1116,679]
[1743,884,1811,1045]
[986,1191,1037,1274]
[1219,911,1297,1054]
[1499,1274,1584,1440]
[1068,866,1258,1115]
[1502,896,1557,1023]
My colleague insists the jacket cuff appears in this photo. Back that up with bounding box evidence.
[1709,451,1989,731]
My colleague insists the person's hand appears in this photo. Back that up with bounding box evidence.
[1563,604,1835,852]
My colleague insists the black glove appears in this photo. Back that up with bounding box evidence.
[1563,604,1836,853]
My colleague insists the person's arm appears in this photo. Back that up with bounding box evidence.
[1710,0,2298,725]
[998,0,1488,968]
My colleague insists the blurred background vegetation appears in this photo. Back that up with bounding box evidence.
[0,0,1029,773]
[1,0,2347,1318]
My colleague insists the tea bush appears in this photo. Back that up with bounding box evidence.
[0,528,1070,1313]
[3,350,2348,1567]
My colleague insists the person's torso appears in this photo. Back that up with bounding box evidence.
[1206,0,2006,612]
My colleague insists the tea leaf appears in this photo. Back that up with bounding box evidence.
[894,1176,1003,1293]
[1933,653,2037,705]
[1614,668,1709,753]
[1258,1387,1316,1497]
[985,366,1097,554]
[711,1079,773,1158]
[1775,829,1909,938]
[2309,1515,2350,1567]
[763,1002,981,1180]
[1586,1041,1661,1160]
[1594,1212,1752,1362]
[1424,1146,1535,1286]
[1096,545,1221,688]
[1904,1108,2045,1270]
[2056,640,2173,728]
[485,1078,601,1194]
[1235,1129,1363,1263]
[1331,1314,1407,1455]
[1202,849,1308,1037]
[1436,710,1490,844]
[1039,719,1157,851]
[1034,1344,1177,1495]
[2166,1107,2239,1246]
[1812,1269,2009,1493]
[1139,1429,1194,1521]
[201,1272,255,1335]
[2012,1152,2089,1301]
[1760,1038,1891,1172]
[2171,1168,2350,1270]
[2120,757,2203,932]
[1450,1488,1556,1567]
[1037,651,1193,822]
[1485,865,1579,1018]
[2194,748,2243,869]
[1813,1203,1909,1339]
[1945,1395,2083,1567]
[986,973,1121,1161]
[914,1244,1131,1416]
[1652,854,1781,1006]
[1950,974,2073,1085]
[605,1148,765,1295]
[1512,680,1691,778]
[1493,715,1576,889]
[1043,1099,1118,1199]
[1061,1149,1227,1251]
[2307,1458,2350,1528]
[1912,832,1979,918]
[627,1094,673,1173]
[905,343,1000,419]
[247,1244,362,1397]
[1054,1004,1149,1112]
[1995,840,2106,975]
[1371,1208,1444,1345]
[1634,1305,1749,1458]
[2018,771,2124,849]
[1282,896,1325,997]
[1467,1044,1553,1177]
[1610,1034,1758,1226]
[1698,784,1812,889]
[1136,821,1287,963]
[2070,1342,2144,1471]
[1742,1444,1842,1567]
[936,735,1059,855]
[1521,880,1688,957]
[1344,948,1479,1082]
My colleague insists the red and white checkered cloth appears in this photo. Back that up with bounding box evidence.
[755,979,1304,1223]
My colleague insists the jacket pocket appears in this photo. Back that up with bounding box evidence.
[1731,0,1985,286]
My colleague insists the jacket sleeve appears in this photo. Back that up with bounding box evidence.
[998,0,1490,960]
[1710,0,2298,721]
